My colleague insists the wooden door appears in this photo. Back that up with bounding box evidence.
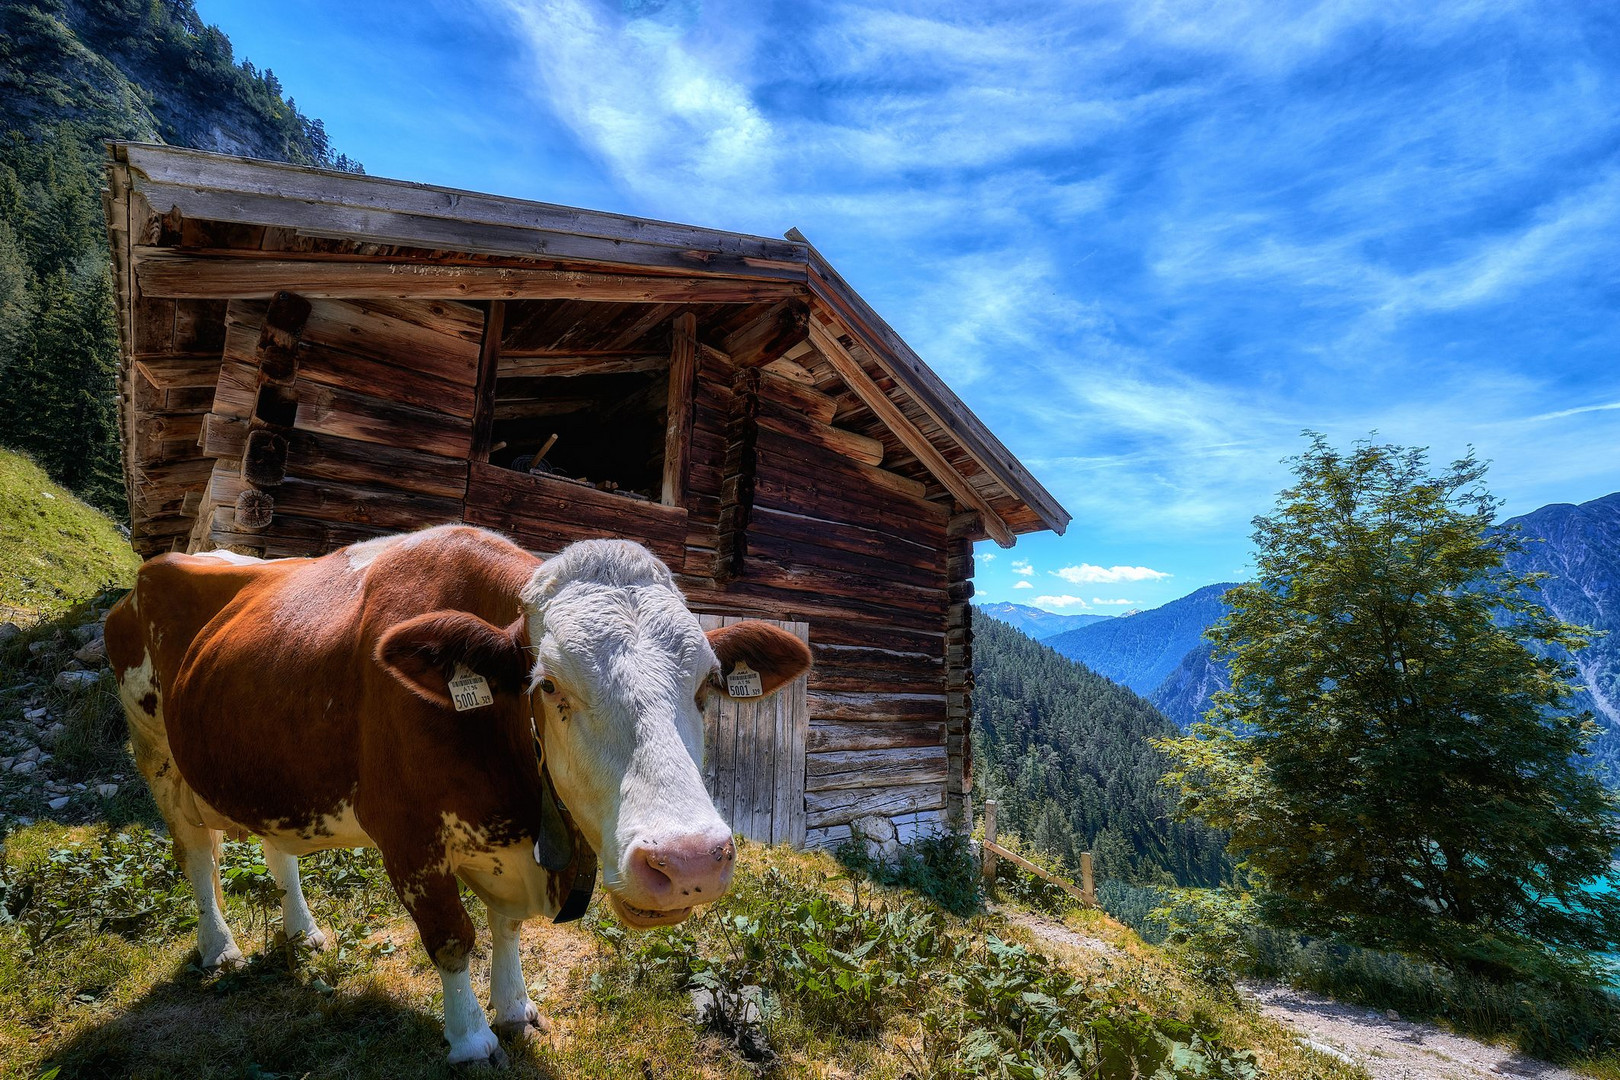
[698,615,810,847]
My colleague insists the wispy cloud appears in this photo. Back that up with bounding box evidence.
[1052,564,1171,584]
[1092,598,1137,606]
[1010,560,1035,577]
[1033,595,1090,610]
[472,0,1620,584]
[1012,580,1033,590]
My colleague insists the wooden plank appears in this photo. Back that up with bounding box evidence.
[296,384,473,458]
[804,783,944,830]
[806,745,947,783]
[135,248,807,300]
[984,841,1094,906]
[808,691,946,723]
[662,312,697,506]
[758,368,837,426]
[755,403,884,467]
[464,461,689,562]
[498,353,666,377]
[300,297,484,374]
[470,301,505,462]
[722,300,807,369]
[785,619,809,847]
[807,721,944,753]
[123,143,807,268]
[807,319,1013,546]
[134,356,223,389]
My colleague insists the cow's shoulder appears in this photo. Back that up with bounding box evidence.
[353,526,539,624]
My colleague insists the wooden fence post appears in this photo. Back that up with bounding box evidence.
[1080,851,1095,906]
[982,799,998,890]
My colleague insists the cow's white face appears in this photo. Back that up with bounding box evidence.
[519,540,806,928]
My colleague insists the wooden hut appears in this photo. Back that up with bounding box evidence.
[103,142,1070,849]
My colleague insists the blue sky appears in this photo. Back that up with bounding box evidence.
[194,0,1620,614]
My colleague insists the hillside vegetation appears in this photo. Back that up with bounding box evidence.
[971,613,1229,888]
[0,447,138,622]
[0,0,359,516]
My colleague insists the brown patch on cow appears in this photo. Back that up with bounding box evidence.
[707,620,813,697]
[139,691,158,716]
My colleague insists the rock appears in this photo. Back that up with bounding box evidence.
[46,796,69,811]
[74,638,107,664]
[1385,1009,1400,1021]
[19,746,40,762]
[97,783,118,799]
[72,624,100,644]
[44,722,66,745]
[63,659,86,671]
[54,670,100,691]
[0,622,20,644]
[28,640,50,655]
[850,814,902,865]
[23,707,47,721]
[0,757,12,770]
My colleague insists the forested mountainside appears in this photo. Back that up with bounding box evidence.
[973,602,1108,640]
[971,612,1229,887]
[1043,582,1236,696]
[1058,493,1620,783]
[0,0,357,516]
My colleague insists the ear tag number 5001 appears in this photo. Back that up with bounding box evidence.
[449,665,494,711]
[727,661,763,699]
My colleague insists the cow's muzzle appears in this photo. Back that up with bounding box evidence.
[612,830,737,927]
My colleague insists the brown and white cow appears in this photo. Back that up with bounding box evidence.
[104,525,810,1066]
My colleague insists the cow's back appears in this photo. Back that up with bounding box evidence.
[111,527,540,843]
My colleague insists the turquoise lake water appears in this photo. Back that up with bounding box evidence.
[1588,872,1618,986]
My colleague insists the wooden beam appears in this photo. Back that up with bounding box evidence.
[121,142,808,273]
[721,300,807,369]
[662,312,698,506]
[790,228,1069,537]
[134,250,808,303]
[470,301,505,463]
[497,354,666,377]
[806,320,1014,547]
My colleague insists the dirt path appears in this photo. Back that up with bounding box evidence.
[998,908,1580,1080]
[1239,982,1581,1080]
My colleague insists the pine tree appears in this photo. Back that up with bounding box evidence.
[1160,434,1620,983]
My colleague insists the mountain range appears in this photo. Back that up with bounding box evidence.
[990,491,1620,782]
[973,603,1111,640]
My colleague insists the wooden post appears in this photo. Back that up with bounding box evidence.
[1080,851,1095,906]
[661,311,697,506]
[982,799,998,889]
[470,300,506,464]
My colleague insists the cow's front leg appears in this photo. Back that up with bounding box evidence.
[487,906,542,1039]
[264,841,327,950]
[390,865,505,1067]
[173,823,243,970]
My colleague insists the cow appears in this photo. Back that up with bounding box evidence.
[103,525,811,1066]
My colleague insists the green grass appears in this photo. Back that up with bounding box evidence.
[0,448,140,625]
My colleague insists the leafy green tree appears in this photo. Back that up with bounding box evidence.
[1160,434,1620,983]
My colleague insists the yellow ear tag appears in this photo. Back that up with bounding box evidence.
[448,664,494,711]
[726,660,763,699]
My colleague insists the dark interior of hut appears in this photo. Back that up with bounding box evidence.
[488,366,670,499]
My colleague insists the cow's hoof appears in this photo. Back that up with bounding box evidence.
[447,1030,507,1069]
[494,999,546,1039]
[277,927,328,952]
[199,943,246,971]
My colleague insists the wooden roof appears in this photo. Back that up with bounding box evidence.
[104,142,1069,546]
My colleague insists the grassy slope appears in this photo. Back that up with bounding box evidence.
[0,448,139,623]
[0,832,1364,1080]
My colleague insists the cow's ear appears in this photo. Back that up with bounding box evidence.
[376,611,528,710]
[706,621,812,700]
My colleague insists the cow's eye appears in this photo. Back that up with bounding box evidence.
[539,677,557,695]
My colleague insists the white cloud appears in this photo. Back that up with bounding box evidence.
[1052,563,1171,584]
[979,552,996,561]
[1033,595,1090,609]
[1011,560,1035,576]
[1092,597,1136,605]
[1012,580,1033,590]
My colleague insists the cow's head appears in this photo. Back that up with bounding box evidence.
[377,538,810,928]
